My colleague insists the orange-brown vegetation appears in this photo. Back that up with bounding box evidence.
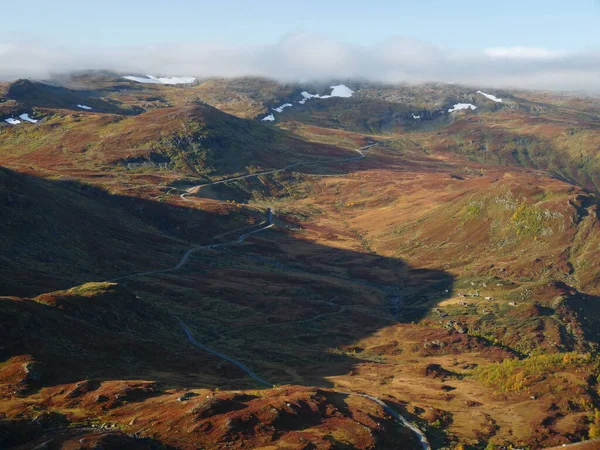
[1,75,600,449]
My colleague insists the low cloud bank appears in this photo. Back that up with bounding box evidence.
[0,34,598,92]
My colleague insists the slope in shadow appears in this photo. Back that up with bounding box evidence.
[0,170,455,392]
[0,166,265,297]
[136,225,455,388]
[5,79,140,115]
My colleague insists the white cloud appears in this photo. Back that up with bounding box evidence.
[123,75,196,84]
[0,34,598,92]
[484,46,566,59]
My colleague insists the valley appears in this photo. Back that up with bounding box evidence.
[1,73,599,449]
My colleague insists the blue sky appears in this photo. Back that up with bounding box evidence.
[5,0,600,51]
[1,0,599,90]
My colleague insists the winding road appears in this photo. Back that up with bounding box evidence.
[112,141,377,281]
[109,209,274,282]
[360,394,431,450]
[108,139,431,449]
[178,318,431,450]
[179,141,379,201]
[177,319,273,387]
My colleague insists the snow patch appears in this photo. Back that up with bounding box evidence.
[273,103,292,113]
[123,75,196,85]
[263,84,354,121]
[19,113,38,123]
[448,103,477,113]
[5,118,20,125]
[298,91,319,104]
[476,91,503,103]
[328,84,354,98]
[412,114,421,119]
[77,104,92,110]
[298,84,354,104]
[301,91,319,100]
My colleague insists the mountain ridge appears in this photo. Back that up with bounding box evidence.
[1,75,600,449]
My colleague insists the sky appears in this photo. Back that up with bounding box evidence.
[1,0,599,90]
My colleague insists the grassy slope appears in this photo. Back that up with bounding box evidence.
[268,82,600,194]
[1,79,140,117]
[0,167,263,296]
[1,77,600,449]
[0,282,226,387]
[222,139,600,447]
[0,100,351,193]
[415,110,600,193]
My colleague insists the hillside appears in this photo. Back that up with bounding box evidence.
[0,167,264,296]
[1,76,600,449]
[2,282,423,449]
[4,79,139,115]
[0,85,352,195]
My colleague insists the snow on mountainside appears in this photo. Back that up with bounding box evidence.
[123,75,197,85]
[273,103,293,113]
[448,103,477,112]
[299,84,354,103]
[298,92,317,105]
[477,90,503,102]
[4,113,39,125]
[19,113,37,123]
[263,84,354,121]
[327,84,354,98]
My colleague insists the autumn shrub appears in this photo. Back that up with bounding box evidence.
[474,352,590,392]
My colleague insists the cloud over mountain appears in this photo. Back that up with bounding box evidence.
[0,34,598,91]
